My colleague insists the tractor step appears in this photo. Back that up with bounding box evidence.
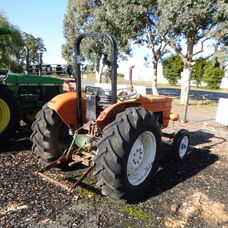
[35,149,95,192]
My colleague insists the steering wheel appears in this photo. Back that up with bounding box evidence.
[117,88,137,100]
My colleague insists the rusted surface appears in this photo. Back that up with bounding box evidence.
[69,162,96,192]
[47,92,87,130]
[97,94,173,129]
[36,172,72,192]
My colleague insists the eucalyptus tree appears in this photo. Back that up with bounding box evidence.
[102,0,168,95]
[162,55,184,85]
[62,0,131,83]
[0,12,24,72]
[22,32,46,64]
[0,13,45,73]
[158,0,227,104]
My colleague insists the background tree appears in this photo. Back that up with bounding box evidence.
[0,12,46,73]
[191,58,208,87]
[162,55,183,85]
[62,0,131,83]
[21,32,46,64]
[203,60,224,89]
[102,0,168,95]
[0,12,24,72]
[159,0,227,104]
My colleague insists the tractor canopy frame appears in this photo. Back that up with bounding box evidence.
[74,33,118,127]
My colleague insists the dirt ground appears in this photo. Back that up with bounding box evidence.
[0,103,228,228]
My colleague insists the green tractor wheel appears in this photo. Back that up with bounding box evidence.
[0,84,20,146]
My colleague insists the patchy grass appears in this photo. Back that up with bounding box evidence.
[173,98,217,107]
[122,205,154,225]
[78,187,98,200]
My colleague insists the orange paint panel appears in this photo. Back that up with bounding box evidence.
[96,101,141,130]
[47,92,86,130]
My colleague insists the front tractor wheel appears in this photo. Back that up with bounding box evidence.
[30,106,72,164]
[94,107,161,203]
[0,84,20,147]
[172,129,190,160]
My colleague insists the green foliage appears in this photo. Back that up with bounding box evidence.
[203,63,224,89]
[123,205,154,225]
[162,55,183,85]
[0,13,24,72]
[0,12,46,73]
[22,33,46,64]
[192,59,208,87]
[62,0,132,72]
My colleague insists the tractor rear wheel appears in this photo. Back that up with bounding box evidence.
[30,106,72,164]
[0,84,20,146]
[94,107,161,203]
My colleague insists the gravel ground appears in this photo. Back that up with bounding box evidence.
[0,119,228,228]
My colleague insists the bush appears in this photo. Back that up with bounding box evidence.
[203,65,224,89]
[162,55,183,85]
[192,59,207,87]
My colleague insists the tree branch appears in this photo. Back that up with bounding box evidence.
[193,37,211,57]
[146,23,156,60]
[171,42,185,60]
[191,53,213,65]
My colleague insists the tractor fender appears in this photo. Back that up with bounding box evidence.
[96,101,141,130]
[47,92,86,130]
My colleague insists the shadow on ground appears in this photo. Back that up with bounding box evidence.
[0,125,32,153]
[143,129,225,202]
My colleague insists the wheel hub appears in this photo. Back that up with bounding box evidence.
[131,140,144,168]
[0,98,10,133]
[179,136,189,158]
[127,131,157,186]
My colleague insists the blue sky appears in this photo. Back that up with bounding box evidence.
[0,0,68,64]
[0,0,151,73]
[0,1,212,76]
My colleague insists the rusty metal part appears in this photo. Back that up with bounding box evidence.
[36,148,79,174]
[35,146,96,193]
[72,151,95,166]
[69,162,95,192]
[162,132,175,139]
[36,171,72,191]
[36,161,96,192]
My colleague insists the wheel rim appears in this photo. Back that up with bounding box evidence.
[179,136,189,159]
[0,98,10,133]
[127,131,157,186]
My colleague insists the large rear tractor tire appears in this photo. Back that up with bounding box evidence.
[30,106,72,164]
[94,107,161,203]
[0,84,20,147]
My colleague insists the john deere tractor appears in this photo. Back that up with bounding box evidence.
[0,27,64,146]
[31,33,190,203]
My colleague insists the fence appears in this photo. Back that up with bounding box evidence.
[28,64,69,76]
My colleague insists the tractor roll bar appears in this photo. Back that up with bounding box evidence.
[74,33,118,127]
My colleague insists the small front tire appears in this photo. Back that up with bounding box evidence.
[172,129,190,160]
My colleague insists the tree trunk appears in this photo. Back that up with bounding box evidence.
[95,58,104,83]
[152,62,159,95]
[128,65,135,89]
[180,61,192,104]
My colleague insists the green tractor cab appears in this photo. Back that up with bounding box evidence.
[0,73,64,146]
[0,27,65,146]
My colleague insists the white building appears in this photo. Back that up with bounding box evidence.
[121,61,168,84]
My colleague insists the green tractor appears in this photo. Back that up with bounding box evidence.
[0,27,64,146]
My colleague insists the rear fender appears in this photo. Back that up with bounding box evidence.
[47,92,86,130]
[96,101,141,130]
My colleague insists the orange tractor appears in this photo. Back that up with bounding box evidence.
[31,33,190,203]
